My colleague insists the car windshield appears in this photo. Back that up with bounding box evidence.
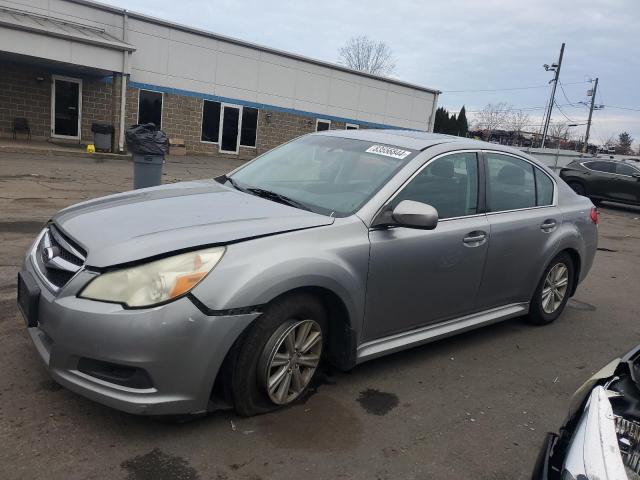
[226,135,418,216]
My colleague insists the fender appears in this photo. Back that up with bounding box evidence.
[190,217,370,336]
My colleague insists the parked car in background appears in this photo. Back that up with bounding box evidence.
[560,159,640,206]
[532,345,640,480]
[18,131,598,417]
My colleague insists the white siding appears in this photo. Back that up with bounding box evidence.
[0,0,438,130]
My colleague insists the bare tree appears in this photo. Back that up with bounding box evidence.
[506,109,531,140]
[338,35,396,76]
[549,122,570,141]
[472,102,510,140]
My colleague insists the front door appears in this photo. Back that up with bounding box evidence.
[363,152,489,341]
[219,104,241,154]
[51,76,82,139]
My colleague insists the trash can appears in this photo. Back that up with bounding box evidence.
[125,123,169,189]
[133,154,164,189]
[91,123,114,152]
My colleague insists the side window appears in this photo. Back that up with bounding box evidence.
[316,119,331,131]
[486,153,535,212]
[616,163,638,176]
[138,90,162,127]
[392,152,479,219]
[586,161,615,173]
[535,168,554,206]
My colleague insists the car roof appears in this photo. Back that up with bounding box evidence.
[313,129,523,153]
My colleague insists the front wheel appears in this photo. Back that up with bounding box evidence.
[528,253,575,325]
[227,294,326,416]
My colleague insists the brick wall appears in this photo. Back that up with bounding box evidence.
[0,60,116,143]
[0,61,51,139]
[80,77,113,141]
[124,86,352,160]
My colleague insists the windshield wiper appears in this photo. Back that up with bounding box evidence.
[222,174,246,192]
[246,187,312,212]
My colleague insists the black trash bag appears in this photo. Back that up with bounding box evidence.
[91,123,114,134]
[125,123,169,155]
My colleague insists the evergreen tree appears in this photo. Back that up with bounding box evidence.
[433,107,448,133]
[456,106,469,137]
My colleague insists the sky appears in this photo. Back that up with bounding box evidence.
[104,0,640,150]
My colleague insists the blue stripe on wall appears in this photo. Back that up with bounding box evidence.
[123,80,410,130]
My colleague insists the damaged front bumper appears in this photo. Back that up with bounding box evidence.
[533,345,640,480]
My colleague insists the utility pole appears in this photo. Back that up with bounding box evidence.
[540,43,565,149]
[583,77,599,153]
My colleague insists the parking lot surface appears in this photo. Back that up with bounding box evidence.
[1,153,639,480]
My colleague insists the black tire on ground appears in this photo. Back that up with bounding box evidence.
[528,252,575,325]
[567,181,586,196]
[226,293,327,417]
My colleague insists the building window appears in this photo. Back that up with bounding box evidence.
[138,90,162,127]
[316,119,331,131]
[345,123,359,130]
[240,107,258,147]
[201,100,221,143]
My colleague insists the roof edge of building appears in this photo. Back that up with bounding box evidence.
[68,0,441,95]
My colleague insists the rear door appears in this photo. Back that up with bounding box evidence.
[613,163,640,204]
[583,161,617,199]
[476,151,560,309]
[363,151,489,341]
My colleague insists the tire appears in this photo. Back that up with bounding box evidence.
[227,293,327,417]
[528,252,575,325]
[567,181,586,196]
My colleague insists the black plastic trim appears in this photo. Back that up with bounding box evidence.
[187,293,263,317]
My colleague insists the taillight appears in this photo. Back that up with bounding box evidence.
[590,207,599,225]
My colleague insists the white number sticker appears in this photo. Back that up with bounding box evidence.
[365,145,412,160]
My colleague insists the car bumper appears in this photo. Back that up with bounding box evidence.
[20,258,259,415]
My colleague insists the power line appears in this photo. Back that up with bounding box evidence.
[441,80,589,93]
[606,105,640,112]
[554,99,576,123]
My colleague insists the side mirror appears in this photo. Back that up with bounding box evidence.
[390,200,439,230]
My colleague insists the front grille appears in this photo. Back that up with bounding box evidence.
[34,225,86,290]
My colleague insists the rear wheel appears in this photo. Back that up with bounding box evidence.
[227,294,326,416]
[528,252,575,325]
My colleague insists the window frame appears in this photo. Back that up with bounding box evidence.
[482,150,557,215]
[316,119,331,132]
[614,162,640,177]
[239,107,259,148]
[218,103,243,154]
[345,123,359,130]
[581,161,616,174]
[374,150,485,225]
[200,99,221,144]
[137,89,163,129]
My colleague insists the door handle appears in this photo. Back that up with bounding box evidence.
[463,231,487,246]
[540,219,557,232]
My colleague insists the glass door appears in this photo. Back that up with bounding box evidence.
[51,76,82,139]
[219,104,241,154]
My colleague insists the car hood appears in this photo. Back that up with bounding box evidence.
[52,179,334,268]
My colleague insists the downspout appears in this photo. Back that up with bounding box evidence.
[428,92,439,132]
[118,10,129,153]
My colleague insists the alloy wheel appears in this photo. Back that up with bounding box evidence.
[541,263,570,314]
[261,319,322,405]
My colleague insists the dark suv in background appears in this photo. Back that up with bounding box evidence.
[560,159,640,206]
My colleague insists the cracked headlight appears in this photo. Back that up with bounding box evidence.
[80,246,225,308]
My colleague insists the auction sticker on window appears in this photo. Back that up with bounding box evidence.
[365,145,412,159]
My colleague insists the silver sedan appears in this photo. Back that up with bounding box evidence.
[17,130,598,416]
